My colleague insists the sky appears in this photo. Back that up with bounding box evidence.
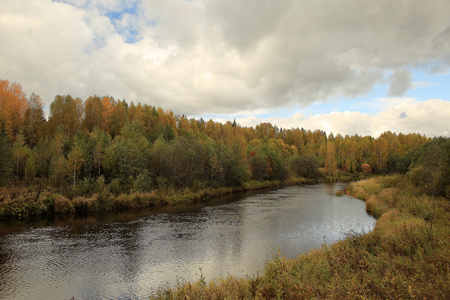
[1,0,449,137]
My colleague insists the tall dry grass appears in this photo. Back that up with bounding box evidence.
[151,175,450,299]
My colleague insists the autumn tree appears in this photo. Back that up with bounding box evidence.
[139,105,159,133]
[109,100,127,137]
[177,115,193,136]
[324,141,338,176]
[22,93,45,146]
[48,95,83,137]
[0,80,28,139]
[100,97,114,132]
[82,96,104,132]
[372,137,389,173]
[66,141,85,185]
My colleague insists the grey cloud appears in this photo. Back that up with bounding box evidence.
[1,0,450,116]
[140,0,203,48]
[388,69,412,97]
[206,0,288,51]
[430,24,450,73]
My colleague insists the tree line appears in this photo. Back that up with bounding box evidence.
[0,79,433,194]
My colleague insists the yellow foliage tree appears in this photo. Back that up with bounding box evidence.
[66,142,85,185]
[0,80,28,140]
[324,142,337,176]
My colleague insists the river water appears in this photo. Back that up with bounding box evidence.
[0,183,376,300]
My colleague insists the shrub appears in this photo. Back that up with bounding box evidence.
[361,163,372,175]
[109,179,121,195]
[134,170,152,192]
[54,194,74,214]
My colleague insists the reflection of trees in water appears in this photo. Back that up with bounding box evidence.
[0,183,376,299]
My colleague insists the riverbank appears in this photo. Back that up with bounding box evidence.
[151,175,449,299]
[0,177,317,220]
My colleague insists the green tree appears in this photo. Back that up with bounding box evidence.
[288,154,321,179]
[248,151,271,180]
[12,133,29,178]
[0,124,13,184]
[408,138,450,197]
[134,170,152,192]
[22,93,45,147]
[103,123,150,183]
[220,139,250,186]
[66,141,85,185]
[49,155,67,187]
[24,152,37,180]
[91,128,111,177]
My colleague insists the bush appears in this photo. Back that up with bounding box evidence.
[361,163,372,175]
[54,194,74,214]
[109,179,121,195]
[96,175,107,194]
[134,170,152,192]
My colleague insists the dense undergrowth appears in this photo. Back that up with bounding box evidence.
[0,177,314,220]
[0,169,362,220]
[150,175,449,299]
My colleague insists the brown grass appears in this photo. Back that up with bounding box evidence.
[151,175,450,299]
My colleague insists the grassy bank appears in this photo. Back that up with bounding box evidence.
[0,177,313,220]
[151,175,449,299]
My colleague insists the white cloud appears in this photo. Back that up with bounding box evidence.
[235,99,450,138]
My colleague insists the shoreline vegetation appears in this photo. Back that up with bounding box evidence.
[0,80,436,221]
[0,173,360,221]
[0,177,304,221]
[150,175,449,299]
[2,79,446,224]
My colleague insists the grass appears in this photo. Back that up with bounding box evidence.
[150,175,450,299]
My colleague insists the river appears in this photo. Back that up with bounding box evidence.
[0,182,376,300]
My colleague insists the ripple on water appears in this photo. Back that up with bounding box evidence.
[0,183,375,300]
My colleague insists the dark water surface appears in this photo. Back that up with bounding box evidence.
[0,183,376,300]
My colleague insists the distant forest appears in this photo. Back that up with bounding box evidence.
[0,79,436,193]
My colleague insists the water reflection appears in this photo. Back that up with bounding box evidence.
[0,183,375,300]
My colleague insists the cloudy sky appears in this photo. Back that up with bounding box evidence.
[1,0,449,137]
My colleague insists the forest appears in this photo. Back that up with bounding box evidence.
[1,79,450,298]
[1,79,448,219]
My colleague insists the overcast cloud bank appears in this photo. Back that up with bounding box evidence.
[1,0,449,137]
